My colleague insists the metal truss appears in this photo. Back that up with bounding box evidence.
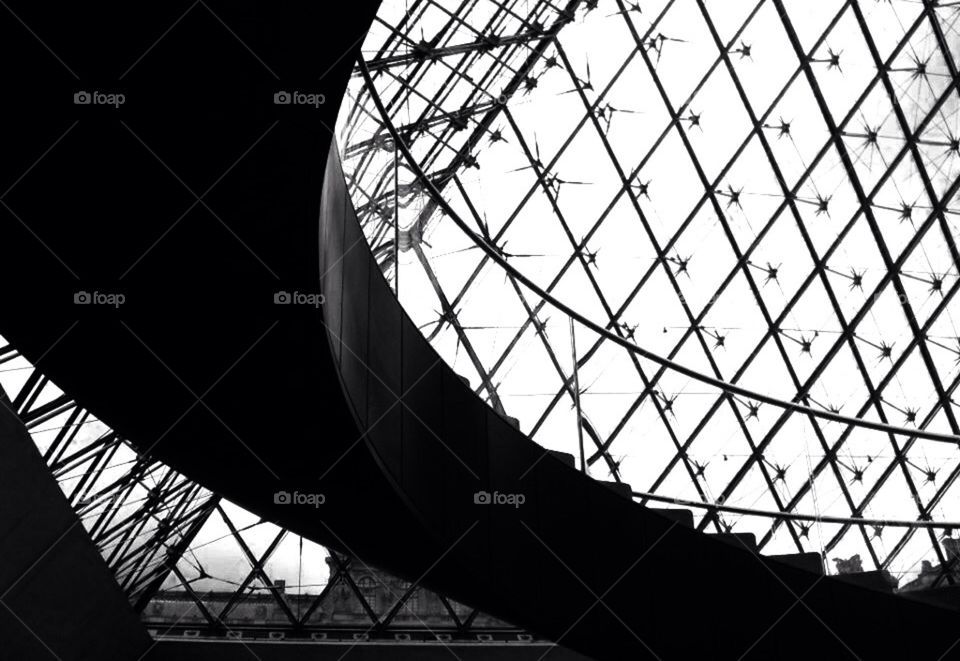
[0,340,216,608]
[337,0,960,584]
[0,337,526,640]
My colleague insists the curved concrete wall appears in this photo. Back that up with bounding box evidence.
[320,141,960,660]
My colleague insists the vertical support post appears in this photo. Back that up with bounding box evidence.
[393,144,400,296]
[569,317,586,474]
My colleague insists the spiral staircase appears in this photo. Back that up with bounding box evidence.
[5,1,960,659]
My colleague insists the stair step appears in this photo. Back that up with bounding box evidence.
[649,508,694,528]
[599,480,632,499]
[709,532,758,552]
[834,570,897,593]
[768,552,824,575]
[546,450,576,468]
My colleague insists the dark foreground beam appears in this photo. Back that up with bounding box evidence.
[0,387,150,659]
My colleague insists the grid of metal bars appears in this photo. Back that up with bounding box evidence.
[0,338,518,638]
[0,341,216,608]
[338,0,960,583]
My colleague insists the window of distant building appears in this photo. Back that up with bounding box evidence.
[357,576,377,609]
[404,588,420,615]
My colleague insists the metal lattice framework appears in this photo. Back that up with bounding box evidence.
[0,340,216,608]
[0,338,524,641]
[337,0,960,584]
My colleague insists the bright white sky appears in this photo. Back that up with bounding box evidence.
[2,0,959,607]
[341,0,960,583]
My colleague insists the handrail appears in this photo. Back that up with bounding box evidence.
[355,59,960,444]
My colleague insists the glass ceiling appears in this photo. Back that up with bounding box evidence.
[337,0,960,584]
[0,337,511,637]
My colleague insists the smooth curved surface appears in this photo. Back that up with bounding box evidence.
[4,4,960,659]
[320,141,960,660]
[0,0,443,608]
